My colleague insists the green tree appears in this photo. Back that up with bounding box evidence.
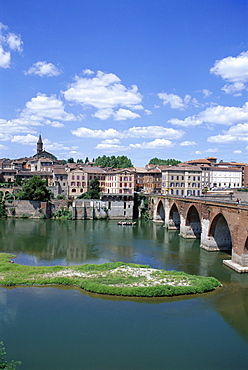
[0,191,7,218]
[148,158,181,166]
[67,157,75,163]
[77,178,101,199]
[0,341,21,369]
[16,176,51,201]
[84,157,89,163]
[94,155,133,168]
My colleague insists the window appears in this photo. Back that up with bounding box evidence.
[124,176,128,181]
[71,182,75,186]
[171,175,174,180]
[77,175,80,180]
[72,189,76,193]
[82,176,85,180]
[72,175,75,180]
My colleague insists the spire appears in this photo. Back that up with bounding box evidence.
[37,134,43,154]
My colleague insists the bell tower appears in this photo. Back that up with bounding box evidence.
[37,134,43,154]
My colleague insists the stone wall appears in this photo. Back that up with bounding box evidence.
[72,199,134,220]
[4,200,51,218]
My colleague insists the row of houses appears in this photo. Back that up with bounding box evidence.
[0,135,247,198]
[0,155,247,199]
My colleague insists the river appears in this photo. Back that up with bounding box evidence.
[0,219,248,369]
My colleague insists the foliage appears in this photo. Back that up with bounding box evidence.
[56,194,65,200]
[52,207,72,219]
[85,156,89,163]
[4,193,14,203]
[149,158,181,166]
[14,175,22,186]
[0,253,221,297]
[77,178,101,199]
[136,193,150,220]
[0,191,7,219]
[0,341,21,369]
[94,155,133,168]
[237,188,248,192]
[67,158,75,163]
[16,176,51,201]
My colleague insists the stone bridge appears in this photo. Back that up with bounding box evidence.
[149,195,248,273]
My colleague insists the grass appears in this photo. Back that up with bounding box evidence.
[0,253,221,297]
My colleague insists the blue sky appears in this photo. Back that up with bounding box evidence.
[0,0,247,166]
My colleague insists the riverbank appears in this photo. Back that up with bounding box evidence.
[0,253,221,297]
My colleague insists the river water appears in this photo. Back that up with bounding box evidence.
[0,219,248,369]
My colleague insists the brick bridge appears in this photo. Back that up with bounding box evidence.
[148,195,248,272]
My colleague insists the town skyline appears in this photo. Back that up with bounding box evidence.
[0,1,247,167]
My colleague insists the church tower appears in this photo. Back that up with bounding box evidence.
[37,134,43,154]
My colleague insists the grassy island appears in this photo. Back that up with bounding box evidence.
[0,253,221,297]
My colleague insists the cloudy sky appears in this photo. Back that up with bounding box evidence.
[0,0,247,166]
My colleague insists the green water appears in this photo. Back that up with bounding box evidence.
[0,219,248,369]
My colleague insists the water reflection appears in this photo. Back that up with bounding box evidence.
[0,219,248,354]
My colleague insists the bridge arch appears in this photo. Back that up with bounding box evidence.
[168,203,180,230]
[156,200,165,221]
[185,205,201,238]
[209,213,232,251]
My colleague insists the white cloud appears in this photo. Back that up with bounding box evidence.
[92,108,141,121]
[180,141,197,146]
[95,143,129,151]
[158,93,185,109]
[145,109,152,115]
[20,93,79,123]
[11,134,38,145]
[210,51,248,95]
[101,139,121,144]
[0,23,23,68]
[82,69,94,75]
[130,139,174,149]
[210,51,248,83]
[0,119,36,135]
[233,150,242,154]
[126,126,184,139]
[71,125,184,140]
[71,127,120,139]
[114,108,140,121]
[168,117,202,127]
[25,61,62,77]
[199,103,248,125]
[0,144,8,150]
[207,123,248,143]
[0,46,10,68]
[93,109,114,120]
[195,148,218,155]
[63,70,143,119]
[169,102,248,127]
[201,89,212,98]
[158,92,200,110]
[7,33,23,52]
[221,82,246,96]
